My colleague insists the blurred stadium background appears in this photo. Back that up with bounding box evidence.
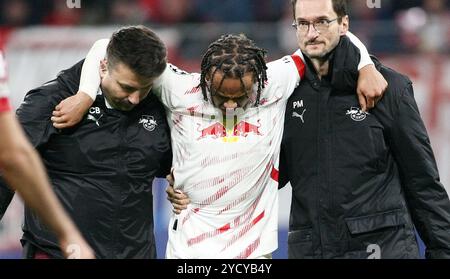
[0,0,449,259]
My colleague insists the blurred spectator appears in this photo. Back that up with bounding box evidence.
[0,0,31,26]
[346,0,379,49]
[419,0,450,52]
[44,0,82,26]
[348,0,394,20]
[192,0,256,22]
[392,0,423,13]
[1,0,54,26]
[0,0,447,56]
[108,0,146,25]
[79,1,110,25]
[254,0,285,22]
[396,0,450,53]
[138,0,160,22]
[140,0,193,24]
[347,0,403,54]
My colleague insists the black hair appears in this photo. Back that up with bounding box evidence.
[107,25,167,79]
[199,34,268,106]
[291,0,348,21]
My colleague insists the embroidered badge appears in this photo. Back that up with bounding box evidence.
[139,115,157,131]
[346,107,369,121]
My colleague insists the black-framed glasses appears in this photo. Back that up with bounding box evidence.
[292,17,340,34]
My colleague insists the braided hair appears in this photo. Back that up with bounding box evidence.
[199,34,268,106]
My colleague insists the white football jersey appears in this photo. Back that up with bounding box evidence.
[0,51,11,112]
[78,33,370,258]
[154,52,305,258]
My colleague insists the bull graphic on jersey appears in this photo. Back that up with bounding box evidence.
[197,120,262,140]
[233,120,262,137]
[197,122,227,140]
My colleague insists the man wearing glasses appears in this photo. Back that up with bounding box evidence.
[49,27,386,258]
[280,0,450,258]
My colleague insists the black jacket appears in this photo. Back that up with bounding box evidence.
[280,36,450,259]
[0,60,172,258]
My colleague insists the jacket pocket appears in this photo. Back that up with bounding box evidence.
[288,228,314,259]
[343,209,420,258]
[345,209,406,235]
[288,228,313,243]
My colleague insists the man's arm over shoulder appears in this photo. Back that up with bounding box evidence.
[382,69,450,258]
[152,63,200,110]
[51,39,108,129]
[79,39,108,100]
[265,50,306,101]
[334,34,387,110]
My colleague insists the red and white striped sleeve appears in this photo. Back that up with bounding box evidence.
[265,50,306,100]
[0,51,11,113]
[291,49,306,81]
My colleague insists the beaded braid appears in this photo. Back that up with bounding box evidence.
[199,34,268,106]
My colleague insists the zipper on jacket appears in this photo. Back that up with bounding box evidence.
[315,82,324,258]
[112,115,129,257]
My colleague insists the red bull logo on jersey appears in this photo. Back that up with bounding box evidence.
[197,122,227,140]
[197,120,262,141]
[233,120,262,137]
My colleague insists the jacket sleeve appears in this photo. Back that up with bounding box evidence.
[16,60,83,147]
[0,62,79,220]
[15,84,62,148]
[387,80,450,258]
[0,82,64,220]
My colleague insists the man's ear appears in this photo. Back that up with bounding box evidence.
[340,15,349,36]
[100,59,108,78]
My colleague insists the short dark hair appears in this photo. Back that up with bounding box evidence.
[290,0,348,20]
[106,25,167,79]
[199,34,268,106]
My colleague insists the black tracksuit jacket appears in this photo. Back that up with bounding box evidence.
[280,36,450,259]
[0,60,172,258]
